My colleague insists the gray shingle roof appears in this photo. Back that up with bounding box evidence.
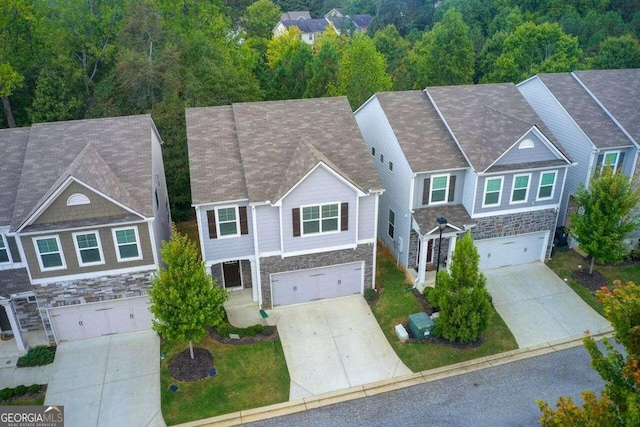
[283,18,328,33]
[10,115,157,231]
[374,91,468,173]
[573,69,640,145]
[412,205,474,235]
[187,97,383,204]
[0,268,32,297]
[281,11,311,21]
[426,83,569,172]
[0,128,30,225]
[351,14,372,28]
[537,73,633,149]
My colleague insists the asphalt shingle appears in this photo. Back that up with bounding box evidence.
[0,128,30,225]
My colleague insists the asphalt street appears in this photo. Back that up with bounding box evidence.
[247,344,606,427]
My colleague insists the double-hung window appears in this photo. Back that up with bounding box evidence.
[73,231,104,266]
[34,236,65,271]
[511,174,530,203]
[430,175,449,204]
[0,235,10,264]
[537,171,556,200]
[216,207,239,237]
[388,209,395,239]
[483,177,503,207]
[113,227,142,261]
[601,151,622,174]
[302,203,339,235]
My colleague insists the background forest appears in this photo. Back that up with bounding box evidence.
[1,0,639,220]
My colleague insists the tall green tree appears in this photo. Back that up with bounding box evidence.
[569,167,640,274]
[590,34,640,69]
[149,225,228,359]
[331,33,392,109]
[241,0,281,39]
[304,41,339,98]
[408,8,475,88]
[427,232,493,343]
[373,24,412,90]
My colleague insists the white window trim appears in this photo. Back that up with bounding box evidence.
[602,150,621,173]
[388,209,395,240]
[33,235,67,272]
[215,205,241,239]
[112,226,143,262]
[482,176,503,208]
[300,202,341,237]
[72,230,105,267]
[429,174,450,206]
[510,173,531,205]
[536,171,557,201]
[0,234,12,265]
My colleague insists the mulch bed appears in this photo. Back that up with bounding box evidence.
[168,347,213,382]
[208,325,279,345]
[571,269,608,292]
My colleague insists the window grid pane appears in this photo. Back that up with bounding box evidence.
[303,207,319,220]
[303,221,320,234]
[431,189,446,202]
[432,177,447,190]
[37,238,58,254]
[514,176,529,189]
[604,153,617,166]
[116,230,136,244]
[539,186,552,198]
[42,253,62,268]
[119,244,139,259]
[115,229,139,259]
[487,179,501,192]
[485,192,499,205]
[219,222,237,235]
[322,218,338,232]
[541,173,555,186]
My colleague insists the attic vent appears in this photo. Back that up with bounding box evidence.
[67,193,90,206]
[518,139,535,149]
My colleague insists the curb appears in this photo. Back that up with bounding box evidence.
[174,328,614,427]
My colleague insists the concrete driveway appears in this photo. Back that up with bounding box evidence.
[273,295,411,400]
[485,263,611,348]
[45,331,164,427]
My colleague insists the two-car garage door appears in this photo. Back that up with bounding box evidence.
[475,232,548,270]
[49,296,153,343]
[271,262,363,307]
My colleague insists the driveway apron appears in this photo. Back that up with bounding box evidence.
[45,331,164,427]
[274,295,411,400]
[485,263,611,348]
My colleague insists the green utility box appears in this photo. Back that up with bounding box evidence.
[408,312,434,342]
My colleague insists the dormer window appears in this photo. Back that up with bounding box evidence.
[67,193,90,206]
[598,151,624,174]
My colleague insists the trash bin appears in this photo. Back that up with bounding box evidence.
[408,312,434,342]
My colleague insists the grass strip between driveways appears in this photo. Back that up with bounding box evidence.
[371,245,518,373]
[160,333,289,426]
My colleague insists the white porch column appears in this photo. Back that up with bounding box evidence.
[1,302,25,351]
[250,259,259,303]
[417,235,428,285]
[446,234,457,272]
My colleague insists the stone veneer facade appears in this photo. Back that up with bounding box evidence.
[210,260,253,289]
[259,244,374,308]
[33,270,154,342]
[407,230,449,270]
[12,297,42,332]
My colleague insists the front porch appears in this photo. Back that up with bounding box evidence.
[223,289,279,328]
[407,265,444,293]
[0,329,49,367]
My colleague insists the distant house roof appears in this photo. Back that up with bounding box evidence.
[282,18,329,33]
[572,69,640,145]
[0,128,30,225]
[281,11,311,21]
[187,97,383,205]
[425,83,569,172]
[350,14,372,29]
[537,72,634,149]
[324,8,344,17]
[373,91,468,173]
[9,115,159,231]
[326,16,357,32]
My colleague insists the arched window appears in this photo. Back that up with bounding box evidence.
[66,193,90,206]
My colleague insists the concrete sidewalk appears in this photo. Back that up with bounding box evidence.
[0,364,52,388]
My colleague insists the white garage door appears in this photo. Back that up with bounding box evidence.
[475,232,548,270]
[49,296,153,343]
[271,262,363,307]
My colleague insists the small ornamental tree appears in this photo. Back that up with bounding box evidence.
[427,232,493,343]
[537,281,640,426]
[569,166,640,274]
[149,225,228,359]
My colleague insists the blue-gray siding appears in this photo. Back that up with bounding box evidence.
[462,168,477,215]
[255,205,280,253]
[199,202,255,261]
[494,131,561,167]
[357,194,376,241]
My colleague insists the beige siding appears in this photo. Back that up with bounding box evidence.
[25,222,154,280]
[34,181,131,225]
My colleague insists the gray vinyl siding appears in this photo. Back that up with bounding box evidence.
[474,168,565,215]
[281,166,358,254]
[24,222,155,280]
[150,128,171,264]
[256,205,280,253]
[357,194,376,241]
[493,132,560,167]
[199,201,254,262]
[462,169,477,214]
[413,170,466,209]
[355,97,413,267]
[518,77,595,225]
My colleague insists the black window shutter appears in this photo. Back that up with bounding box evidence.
[448,176,456,202]
[239,206,249,235]
[341,203,349,231]
[422,178,430,205]
[207,210,217,239]
[292,208,300,237]
[596,153,604,174]
[618,152,626,170]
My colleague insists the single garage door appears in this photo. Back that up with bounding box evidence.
[271,262,363,307]
[49,295,153,343]
[475,232,548,270]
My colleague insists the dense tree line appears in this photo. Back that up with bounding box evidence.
[2,0,639,220]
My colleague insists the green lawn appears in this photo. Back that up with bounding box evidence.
[371,245,518,373]
[160,333,289,425]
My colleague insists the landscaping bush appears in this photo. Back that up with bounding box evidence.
[0,388,15,401]
[17,346,55,367]
[0,384,44,403]
[364,288,377,302]
[423,287,438,310]
[216,322,268,338]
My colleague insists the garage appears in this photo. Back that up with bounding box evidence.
[475,231,549,270]
[49,295,153,343]
[271,262,364,307]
